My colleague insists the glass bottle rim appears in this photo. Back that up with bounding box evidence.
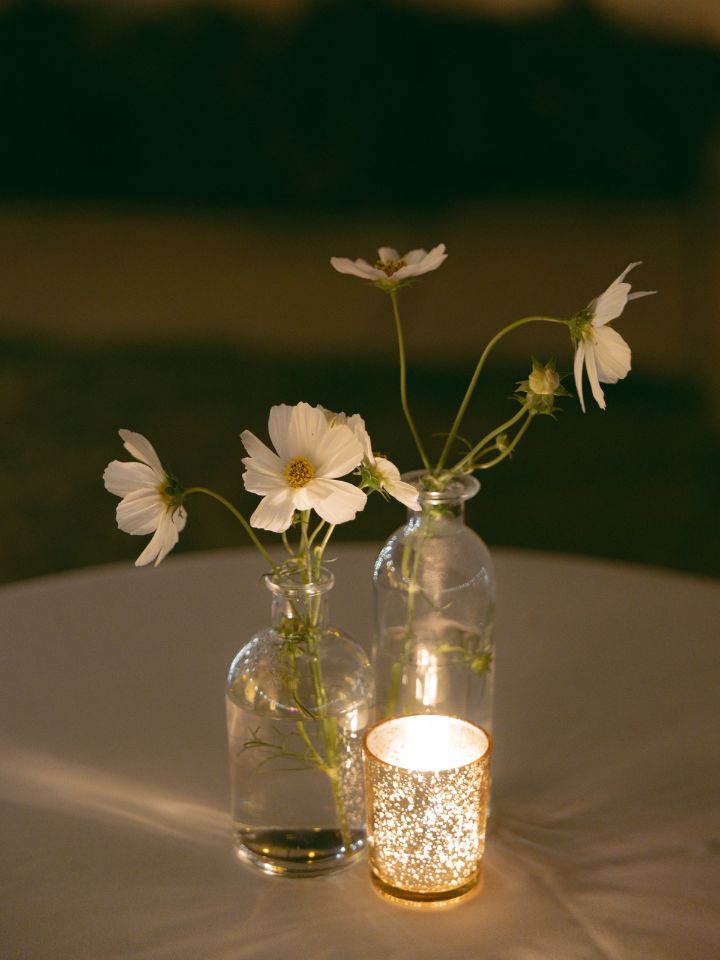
[264,565,335,598]
[401,470,480,503]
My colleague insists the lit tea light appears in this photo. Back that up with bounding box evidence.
[363,714,491,907]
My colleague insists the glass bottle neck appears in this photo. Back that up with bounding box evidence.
[265,569,333,632]
[410,497,467,525]
[270,590,330,631]
[402,470,479,527]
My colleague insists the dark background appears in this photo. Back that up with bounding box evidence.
[1,0,718,583]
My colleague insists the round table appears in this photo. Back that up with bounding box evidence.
[2,546,718,959]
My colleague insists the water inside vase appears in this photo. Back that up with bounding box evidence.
[226,702,366,875]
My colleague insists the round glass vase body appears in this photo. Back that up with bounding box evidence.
[226,567,373,877]
[373,472,495,731]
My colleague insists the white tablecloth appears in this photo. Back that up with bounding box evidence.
[2,546,719,959]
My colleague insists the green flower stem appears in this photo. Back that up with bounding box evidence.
[295,701,350,850]
[451,404,528,473]
[329,766,352,852]
[313,524,335,581]
[294,516,349,851]
[183,487,277,572]
[385,513,432,717]
[297,510,312,579]
[475,412,535,470]
[295,718,327,770]
[307,519,326,553]
[435,315,566,472]
[390,288,431,471]
[305,622,352,852]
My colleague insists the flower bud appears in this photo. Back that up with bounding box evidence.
[529,365,561,396]
[516,359,570,416]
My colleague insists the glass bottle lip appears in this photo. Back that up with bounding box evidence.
[401,470,480,504]
[264,565,335,598]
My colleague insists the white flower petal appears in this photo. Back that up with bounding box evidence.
[267,404,294,462]
[134,520,168,567]
[318,405,340,426]
[304,478,367,525]
[400,247,429,266]
[591,262,656,326]
[312,421,363,477]
[430,243,448,263]
[388,479,421,511]
[374,456,401,481]
[393,243,447,280]
[614,261,642,284]
[592,285,631,327]
[573,341,587,414]
[135,506,186,567]
[292,486,315,511]
[118,430,165,480]
[329,257,382,280]
[103,460,158,497]
[593,326,632,384]
[173,504,187,534]
[116,489,164,535]
[250,489,297,533]
[377,246,400,263]
[375,457,421,510]
[285,402,328,461]
[242,463,288,496]
[343,413,373,462]
[584,342,607,410]
[240,430,284,476]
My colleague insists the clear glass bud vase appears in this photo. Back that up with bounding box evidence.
[373,472,496,731]
[226,567,373,877]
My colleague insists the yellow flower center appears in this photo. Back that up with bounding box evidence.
[285,456,315,488]
[374,257,406,277]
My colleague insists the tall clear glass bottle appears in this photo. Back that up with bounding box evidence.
[226,567,373,877]
[373,472,495,731]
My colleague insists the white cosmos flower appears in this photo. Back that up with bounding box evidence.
[573,262,656,412]
[326,410,420,511]
[241,403,367,533]
[103,430,187,567]
[330,244,447,285]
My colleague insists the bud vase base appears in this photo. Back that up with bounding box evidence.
[233,827,366,877]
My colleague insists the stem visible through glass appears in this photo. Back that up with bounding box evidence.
[287,516,352,853]
[192,490,354,854]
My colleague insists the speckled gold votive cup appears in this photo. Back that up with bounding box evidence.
[363,714,492,907]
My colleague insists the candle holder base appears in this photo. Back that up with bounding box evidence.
[370,871,482,909]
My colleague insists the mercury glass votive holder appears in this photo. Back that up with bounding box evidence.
[363,714,492,907]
